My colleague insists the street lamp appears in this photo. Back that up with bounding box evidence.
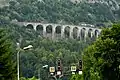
[42,65,48,69]
[17,43,33,80]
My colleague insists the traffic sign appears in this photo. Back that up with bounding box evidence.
[71,66,76,72]
[49,67,55,73]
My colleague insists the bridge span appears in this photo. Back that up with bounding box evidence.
[14,21,102,40]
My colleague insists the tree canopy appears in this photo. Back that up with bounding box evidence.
[1,0,120,79]
[1,0,120,25]
[0,28,16,80]
[83,24,120,80]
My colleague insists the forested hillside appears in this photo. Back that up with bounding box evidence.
[0,0,120,25]
[0,22,94,79]
[0,0,120,80]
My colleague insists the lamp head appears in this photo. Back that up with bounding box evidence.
[23,45,33,50]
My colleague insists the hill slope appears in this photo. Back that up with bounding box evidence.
[1,0,120,25]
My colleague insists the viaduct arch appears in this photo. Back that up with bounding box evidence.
[16,22,102,40]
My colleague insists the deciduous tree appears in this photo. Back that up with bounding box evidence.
[83,24,120,80]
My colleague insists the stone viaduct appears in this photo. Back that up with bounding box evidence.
[15,22,102,40]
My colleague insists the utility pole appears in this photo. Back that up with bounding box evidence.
[16,43,33,80]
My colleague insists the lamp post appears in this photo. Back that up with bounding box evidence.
[17,43,33,80]
[17,50,20,80]
[42,65,49,80]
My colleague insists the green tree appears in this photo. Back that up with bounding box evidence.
[83,24,120,80]
[20,76,38,80]
[0,28,16,80]
[70,74,83,80]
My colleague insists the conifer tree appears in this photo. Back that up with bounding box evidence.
[0,28,16,80]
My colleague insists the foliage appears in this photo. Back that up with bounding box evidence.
[19,38,91,80]
[0,28,16,80]
[20,76,38,80]
[0,0,120,25]
[83,24,120,80]
[1,0,120,80]
[70,74,83,80]
[0,22,93,80]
